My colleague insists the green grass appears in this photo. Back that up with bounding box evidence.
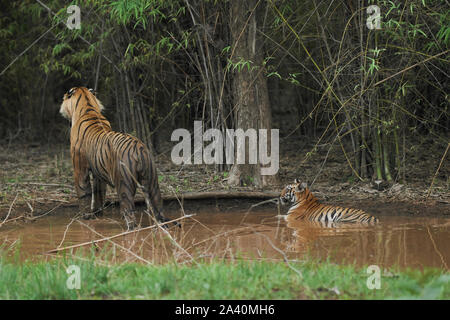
[0,252,448,299]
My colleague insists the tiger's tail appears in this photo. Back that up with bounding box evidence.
[142,182,165,223]
[138,152,179,228]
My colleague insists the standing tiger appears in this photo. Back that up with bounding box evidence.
[60,87,168,230]
[280,179,378,224]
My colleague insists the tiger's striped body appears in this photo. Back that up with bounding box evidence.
[280,179,378,224]
[60,87,166,229]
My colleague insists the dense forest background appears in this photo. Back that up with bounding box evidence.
[0,0,448,188]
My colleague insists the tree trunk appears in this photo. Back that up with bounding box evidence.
[228,0,279,187]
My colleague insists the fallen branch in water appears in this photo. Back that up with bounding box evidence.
[161,191,279,201]
[0,191,279,222]
[44,214,194,254]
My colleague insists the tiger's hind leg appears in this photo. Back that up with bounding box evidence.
[73,159,95,220]
[117,181,138,231]
[92,177,107,217]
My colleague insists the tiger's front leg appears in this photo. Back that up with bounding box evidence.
[92,177,107,217]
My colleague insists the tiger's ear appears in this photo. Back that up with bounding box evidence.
[88,88,96,95]
[295,182,307,192]
[67,88,76,98]
[294,178,300,184]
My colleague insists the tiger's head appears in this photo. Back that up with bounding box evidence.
[60,87,104,120]
[279,178,309,206]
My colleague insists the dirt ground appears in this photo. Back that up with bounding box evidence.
[0,137,448,219]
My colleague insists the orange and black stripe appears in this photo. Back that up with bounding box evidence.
[61,87,166,229]
[280,181,378,224]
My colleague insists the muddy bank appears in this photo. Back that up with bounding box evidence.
[1,142,448,219]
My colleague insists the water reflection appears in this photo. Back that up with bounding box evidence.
[282,216,449,270]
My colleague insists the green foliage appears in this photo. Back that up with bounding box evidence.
[0,0,447,185]
[227,57,257,73]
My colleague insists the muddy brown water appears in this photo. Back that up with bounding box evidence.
[0,199,449,270]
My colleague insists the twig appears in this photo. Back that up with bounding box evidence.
[255,231,303,279]
[426,142,449,201]
[249,197,279,209]
[33,198,71,203]
[0,203,64,226]
[145,210,197,265]
[186,225,255,250]
[240,197,279,225]
[310,125,345,187]
[426,225,449,270]
[45,214,194,254]
[57,217,78,249]
[373,50,450,88]
[0,193,18,227]
[76,220,153,265]
[28,203,63,221]
[168,186,187,217]
[57,202,114,249]
[5,182,73,188]
[0,215,24,224]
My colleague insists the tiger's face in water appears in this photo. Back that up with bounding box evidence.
[279,179,308,206]
[60,87,104,121]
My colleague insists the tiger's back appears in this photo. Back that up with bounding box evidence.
[299,202,379,224]
[81,130,156,190]
[60,87,165,229]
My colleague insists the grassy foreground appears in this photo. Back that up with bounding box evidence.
[0,254,448,300]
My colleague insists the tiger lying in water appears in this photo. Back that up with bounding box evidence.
[60,87,169,230]
[280,179,378,224]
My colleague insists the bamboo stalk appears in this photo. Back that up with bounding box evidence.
[374,127,383,180]
[383,133,393,181]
